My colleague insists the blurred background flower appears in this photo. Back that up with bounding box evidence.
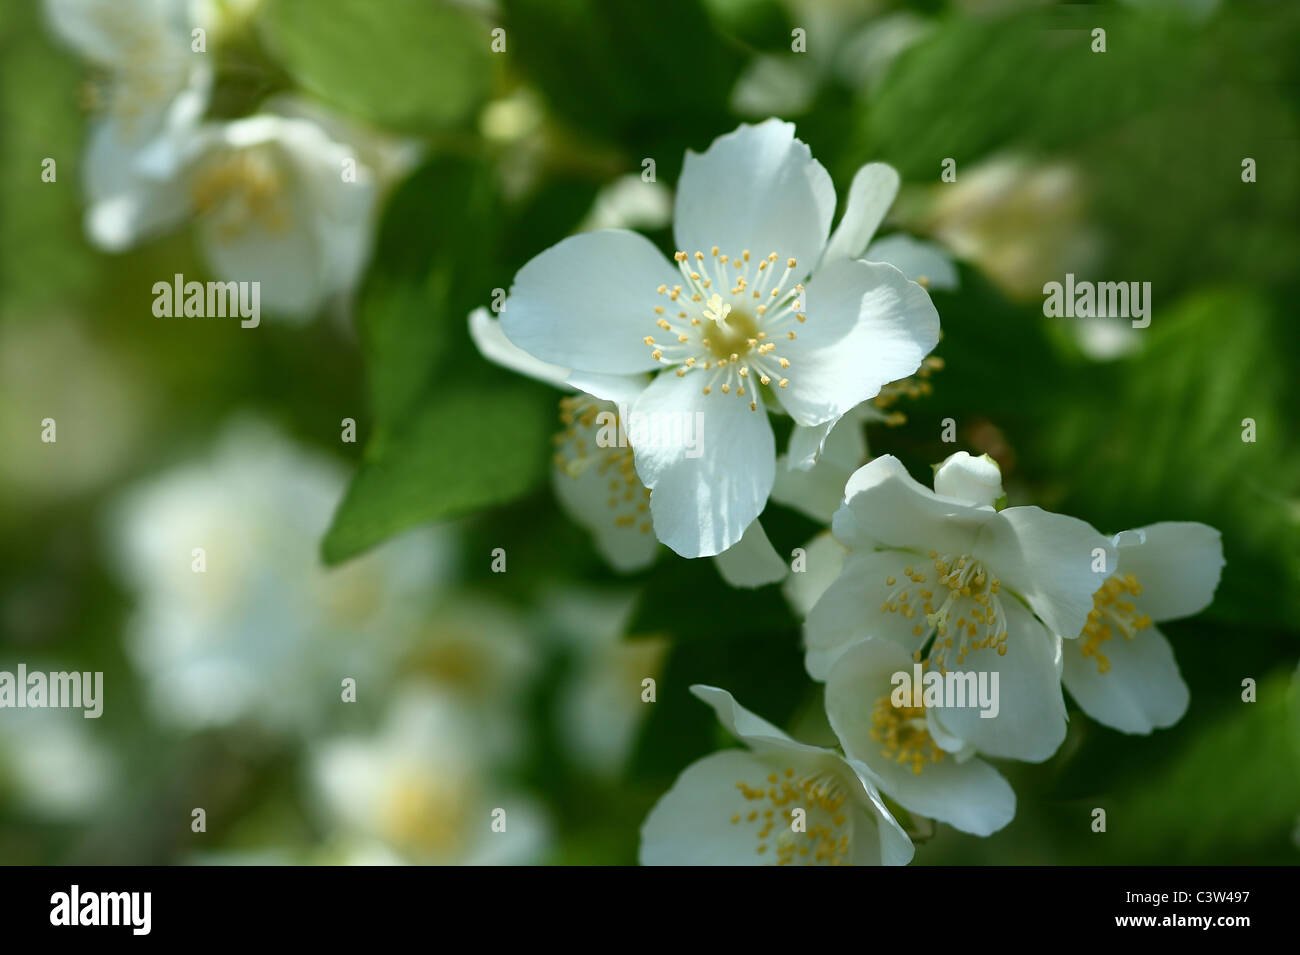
[106,417,453,735]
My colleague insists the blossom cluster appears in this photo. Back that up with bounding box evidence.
[44,0,415,317]
[477,120,1224,864]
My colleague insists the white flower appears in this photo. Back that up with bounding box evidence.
[46,0,401,315]
[404,598,541,761]
[640,685,913,865]
[807,451,1113,678]
[0,705,117,820]
[920,153,1099,302]
[108,418,452,734]
[44,0,212,248]
[822,637,1017,836]
[1062,522,1223,734]
[545,589,669,776]
[577,174,673,233]
[131,112,386,316]
[0,318,148,497]
[310,687,549,865]
[805,451,1117,833]
[861,233,960,292]
[498,120,941,558]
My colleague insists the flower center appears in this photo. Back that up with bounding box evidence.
[879,552,1009,671]
[731,766,854,866]
[553,397,652,535]
[191,148,292,241]
[641,248,807,412]
[381,768,469,855]
[1080,573,1151,673]
[870,694,945,775]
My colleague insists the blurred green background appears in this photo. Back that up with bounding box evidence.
[1,0,1298,865]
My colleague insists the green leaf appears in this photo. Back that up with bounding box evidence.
[1043,288,1300,627]
[1087,669,1300,863]
[630,623,806,783]
[858,8,1191,179]
[357,156,500,430]
[322,384,553,564]
[500,0,743,162]
[258,0,493,134]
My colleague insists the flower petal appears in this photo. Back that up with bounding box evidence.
[1062,623,1189,734]
[824,638,1015,836]
[933,451,1004,509]
[713,520,788,589]
[832,455,997,559]
[189,116,373,318]
[689,685,824,758]
[771,414,867,523]
[563,370,648,405]
[844,761,916,866]
[823,162,900,263]
[631,371,775,558]
[470,308,649,402]
[978,506,1115,639]
[1117,522,1224,623]
[783,531,847,619]
[804,549,928,680]
[501,230,678,375]
[469,307,572,388]
[927,595,1068,762]
[786,419,836,471]
[864,234,959,291]
[674,119,835,275]
[638,749,795,865]
[45,0,195,67]
[775,258,940,427]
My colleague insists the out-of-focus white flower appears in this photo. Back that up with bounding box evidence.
[545,589,668,776]
[0,317,149,497]
[103,113,385,317]
[108,418,453,734]
[402,598,540,761]
[46,2,408,316]
[44,0,212,245]
[730,56,818,119]
[640,686,913,865]
[0,704,117,820]
[834,12,933,94]
[310,687,549,865]
[578,175,673,234]
[916,153,1100,302]
[259,94,423,201]
[1073,316,1145,361]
